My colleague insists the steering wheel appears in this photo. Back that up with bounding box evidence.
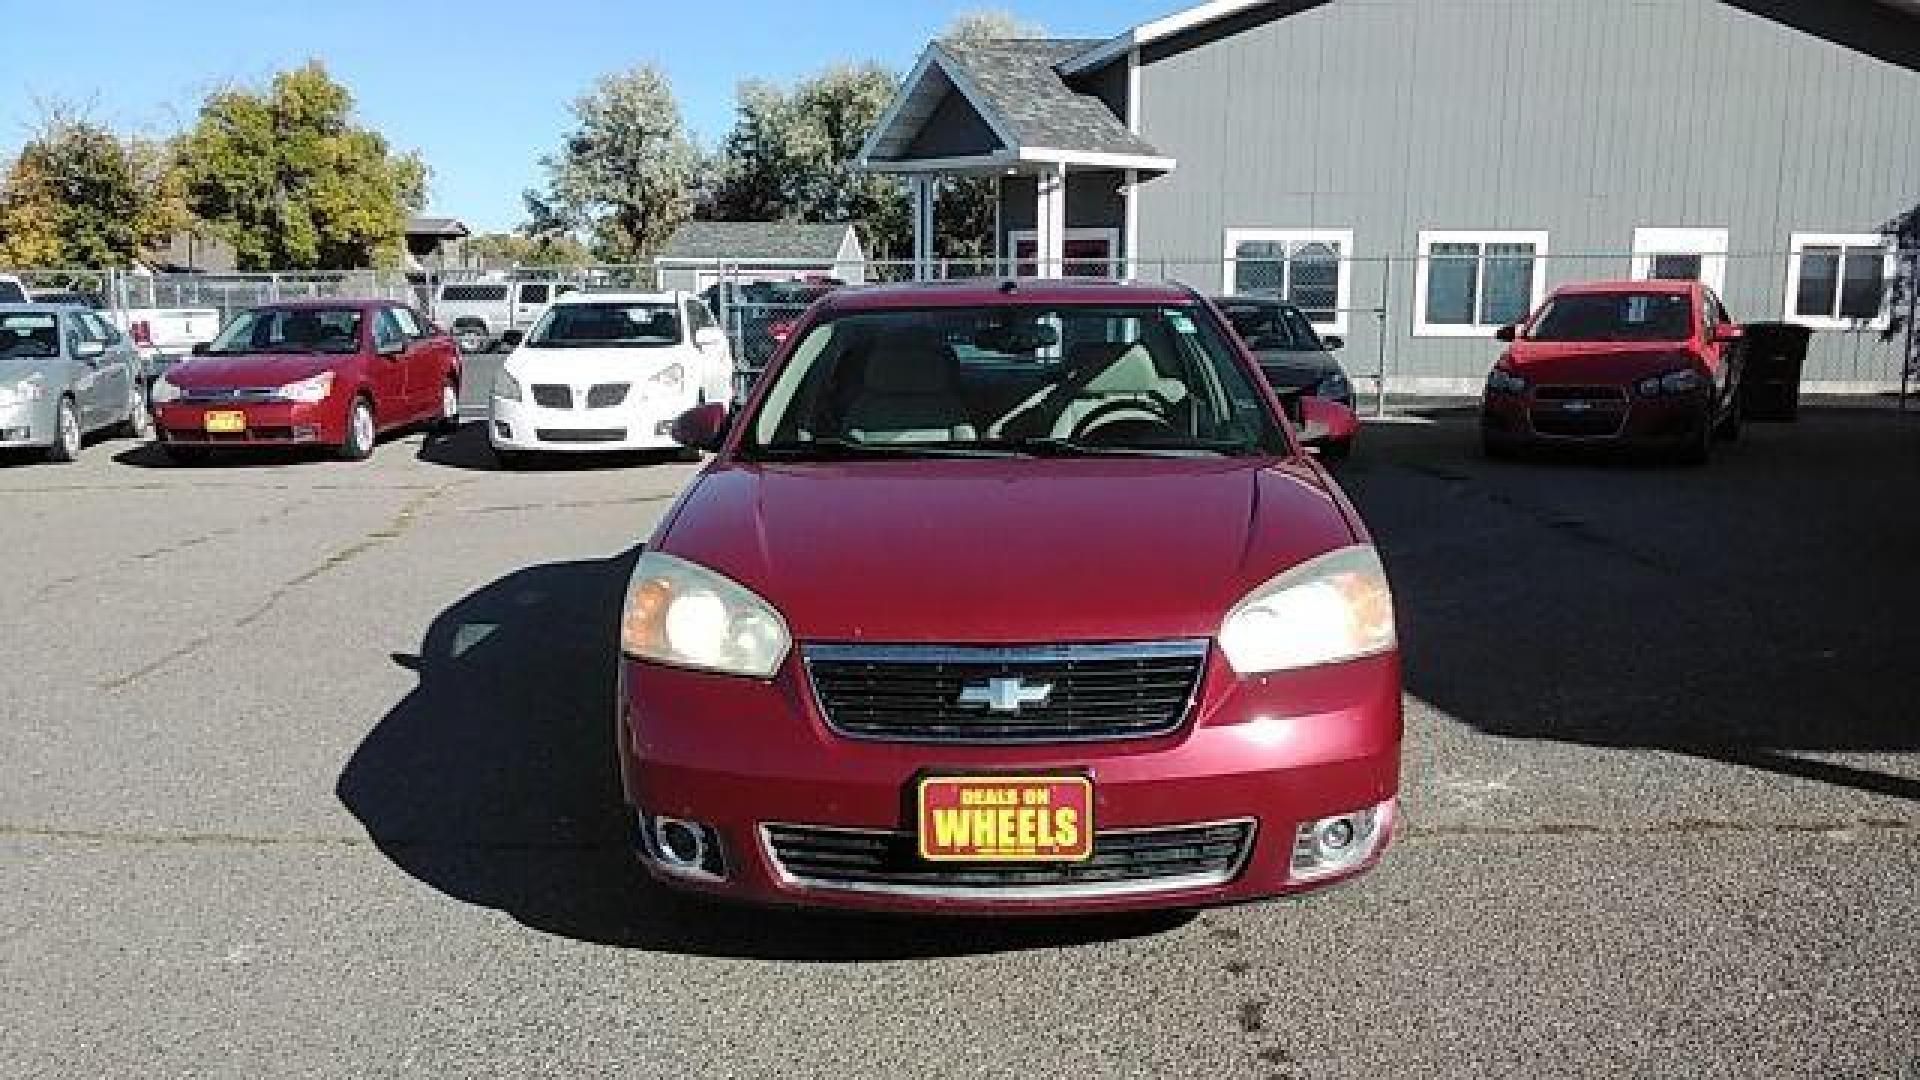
[1062,397,1176,441]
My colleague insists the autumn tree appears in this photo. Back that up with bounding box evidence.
[176,63,426,271]
[529,66,698,264]
[0,112,188,268]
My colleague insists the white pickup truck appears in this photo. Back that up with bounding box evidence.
[434,279,577,353]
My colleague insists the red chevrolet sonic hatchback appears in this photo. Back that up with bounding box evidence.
[1480,280,1746,464]
[619,281,1401,914]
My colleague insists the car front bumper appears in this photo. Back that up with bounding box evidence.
[154,398,349,447]
[0,397,59,448]
[489,393,687,453]
[619,648,1403,914]
[1482,391,1709,448]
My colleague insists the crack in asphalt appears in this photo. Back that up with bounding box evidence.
[441,494,677,516]
[1399,462,1677,574]
[2,816,1910,850]
[97,480,471,692]
[35,498,316,601]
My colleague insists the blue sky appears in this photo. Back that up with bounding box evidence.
[0,0,1175,232]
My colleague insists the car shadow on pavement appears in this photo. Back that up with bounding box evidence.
[335,546,1188,960]
[1343,410,1920,804]
[416,422,692,473]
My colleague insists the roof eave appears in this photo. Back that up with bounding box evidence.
[1059,0,1277,76]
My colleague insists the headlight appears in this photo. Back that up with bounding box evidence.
[0,380,45,408]
[1316,371,1351,399]
[494,371,522,402]
[148,375,181,405]
[1218,545,1396,675]
[620,551,791,679]
[277,372,335,403]
[1486,367,1528,395]
[1634,368,1706,398]
[648,363,686,394]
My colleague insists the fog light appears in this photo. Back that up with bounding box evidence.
[639,813,726,881]
[1291,800,1392,882]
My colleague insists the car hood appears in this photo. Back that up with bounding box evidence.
[1505,340,1694,383]
[657,458,1358,643]
[164,354,349,389]
[505,344,690,384]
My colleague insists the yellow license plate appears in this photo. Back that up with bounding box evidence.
[203,411,246,434]
[917,775,1094,862]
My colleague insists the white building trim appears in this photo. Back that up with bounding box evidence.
[1221,227,1356,336]
[1782,232,1896,331]
[1412,229,1551,338]
[1009,226,1122,278]
[1630,227,1729,294]
[1060,0,1277,75]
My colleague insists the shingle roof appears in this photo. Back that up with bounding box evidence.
[406,216,469,238]
[934,39,1163,158]
[658,221,858,261]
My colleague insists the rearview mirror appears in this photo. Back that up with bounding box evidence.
[1296,396,1360,452]
[1494,324,1518,343]
[671,402,729,453]
[74,339,106,361]
[500,329,525,350]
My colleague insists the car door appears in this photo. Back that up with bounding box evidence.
[387,306,434,419]
[367,308,411,429]
[84,312,138,423]
[63,313,112,429]
[513,282,551,331]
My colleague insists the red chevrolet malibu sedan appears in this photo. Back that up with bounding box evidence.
[150,300,461,463]
[1481,279,1745,464]
[617,280,1402,914]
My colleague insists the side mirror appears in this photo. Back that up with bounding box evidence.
[74,339,106,361]
[1321,335,1345,351]
[1296,396,1360,452]
[1494,324,1518,343]
[1713,323,1744,344]
[500,329,525,350]
[670,402,729,453]
[191,341,211,356]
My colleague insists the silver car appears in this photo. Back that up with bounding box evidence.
[0,304,153,463]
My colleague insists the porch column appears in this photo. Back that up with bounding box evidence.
[1035,163,1068,279]
[911,176,937,281]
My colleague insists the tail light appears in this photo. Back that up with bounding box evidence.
[768,320,794,345]
[130,320,153,347]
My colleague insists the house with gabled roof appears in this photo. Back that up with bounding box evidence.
[859,0,1920,391]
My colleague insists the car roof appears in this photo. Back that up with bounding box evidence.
[552,290,683,306]
[246,298,398,312]
[1550,279,1697,297]
[819,279,1197,314]
[1210,294,1304,309]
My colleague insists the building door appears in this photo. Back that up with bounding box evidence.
[1011,229,1118,278]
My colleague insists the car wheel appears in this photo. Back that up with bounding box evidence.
[340,396,377,461]
[45,397,81,463]
[434,378,461,434]
[122,383,154,440]
[161,443,209,466]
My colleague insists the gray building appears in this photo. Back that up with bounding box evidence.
[859,0,1920,391]
[655,221,868,293]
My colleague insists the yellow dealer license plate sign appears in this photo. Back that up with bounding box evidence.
[916,775,1093,862]
[203,410,246,434]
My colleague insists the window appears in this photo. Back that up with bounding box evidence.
[372,309,406,353]
[526,303,683,348]
[1413,230,1548,337]
[1222,230,1354,335]
[1009,228,1119,278]
[205,308,365,356]
[439,284,508,303]
[1528,291,1695,343]
[1785,233,1892,329]
[390,307,425,339]
[84,313,124,346]
[518,283,550,305]
[1631,228,1728,293]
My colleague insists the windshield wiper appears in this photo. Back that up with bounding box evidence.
[1000,437,1259,459]
[753,437,1020,460]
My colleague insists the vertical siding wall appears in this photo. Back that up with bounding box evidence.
[1133,0,1920,388]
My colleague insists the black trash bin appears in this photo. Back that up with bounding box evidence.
[1740,322,1813,422]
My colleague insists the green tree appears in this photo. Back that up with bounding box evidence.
[464,230,590,267]
[531,65,698,264]
[177,63,426,271]
[941,9,1046,44]
[0,113,188,268]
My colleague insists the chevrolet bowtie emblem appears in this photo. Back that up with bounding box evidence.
[958,677,1054,713]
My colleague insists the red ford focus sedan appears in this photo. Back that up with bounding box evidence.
[1480,279,1745,464]
[619,281,1401,914]
[150,300,461,463]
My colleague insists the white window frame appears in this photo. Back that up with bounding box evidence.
[1783,232,1895,331]
[1630,227,1729,294]
[1007,227,1121,278]
[1411,230,1550,338]
[1221,229,1356,336]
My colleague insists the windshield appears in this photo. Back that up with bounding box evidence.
[742,304,1288,460]
[0,312,61,359]
[207,308,364,355]
[526,303,682,349]
[1219,301,1324,352]
[1528,292,1694,342]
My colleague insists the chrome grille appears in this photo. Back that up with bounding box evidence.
[763,820,1254,899]
[531,384,573,409]
[587,382,630,409]
[177,387,284,404]
[804,641,1207,744]
[1534,385,1628,402]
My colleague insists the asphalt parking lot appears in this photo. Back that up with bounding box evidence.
[3,405,1916,1078]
